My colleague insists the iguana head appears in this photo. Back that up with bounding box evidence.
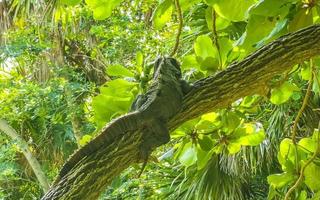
[153,57,182,79]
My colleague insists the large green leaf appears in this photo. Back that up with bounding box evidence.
[304,163,320,191]
[267,173,295,188]
[288,7,314,32]
[226,123,265,154]
[181,54,200,70]
[106,64,134,77]
[85,0,124,20]
[194,35,219,71]
[179,142,197,167]
[299,137,317,153]
[236,128,265,146]
[206,0,255,22]
[227,142,242,154]
[152,0,174,30]
[180,0,201,10]
[205,6,230,31]
[221,111,240,133]
[249,0,292,17]
[60,0,82,6]
[196,147,214,170]
[194,35,217,60]
[270,82,300,105]
[198,135,214,151]
[195,112,220,132]
[277,138,307,172]
[236,14,277,51]
[301,64,312,80]
[92,79,138,128]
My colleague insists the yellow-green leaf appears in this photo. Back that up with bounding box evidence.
[270,82,300,105]
[152,0,173,30]
[106,64,134,77]
[85,0,124,20]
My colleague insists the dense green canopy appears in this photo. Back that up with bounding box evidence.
[0,0,320,199]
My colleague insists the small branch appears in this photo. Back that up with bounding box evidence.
[291,61,314,144]
[285,123,320,200]
[211,8,222,68]
[0,119,50,192]
[170,0,183,57]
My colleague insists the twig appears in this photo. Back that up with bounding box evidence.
[170,0,183,57]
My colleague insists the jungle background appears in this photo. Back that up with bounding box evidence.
[0,0,320,199]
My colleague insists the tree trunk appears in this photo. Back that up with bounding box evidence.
[0,119,50,192]
[42,24,320,199]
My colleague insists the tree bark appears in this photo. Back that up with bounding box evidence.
[0,119,50,192]
[42,24,320,199]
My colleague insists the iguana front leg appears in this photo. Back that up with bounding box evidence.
[137,118,170,176]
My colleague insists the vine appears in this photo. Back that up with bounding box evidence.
[285,60,316,200]
[170,0,183,57]
[285,125,320,200]
[291,61,314,144]
[211,8,222,68]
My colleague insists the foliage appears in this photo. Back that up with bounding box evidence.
[0,0,320,199]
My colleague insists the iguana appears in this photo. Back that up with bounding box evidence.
[53,57,190,184]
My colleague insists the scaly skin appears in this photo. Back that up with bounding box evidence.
[53,57,187,184]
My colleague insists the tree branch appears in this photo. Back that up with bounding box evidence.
[0,119,50,192]
[42,24,320,199]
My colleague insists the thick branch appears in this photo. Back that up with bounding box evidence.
[170,24,320,129]
[0,119,50,192]
[42,24,320,199]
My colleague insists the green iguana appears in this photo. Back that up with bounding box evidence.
[53,57,190,184]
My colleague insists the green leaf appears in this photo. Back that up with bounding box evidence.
[136,52,144,67]
[236,128,265,146]
[222,111,240,132]
[85,0,124,20]
[312,191,320,200]
[198,136,214,151]
[256,19,288,48]
[79,135,93,146]
[194,35,219,71]
[270,82,300,105]
[297,191,307,200]
[180,0,201,10]
[205,7,230,31]
[197,147,214,170]
[199,57,219,71]
[92,79,137,128]
[195,112,220,133]
[181,55,199,70]
[179,142,197,167]
[60,0,81,6]
[304,163,320,191]
[249,0,291,17]
[289,8,313,32]
[206,0,255,22]
[236,15,277,51]
[152,0,174,30]
[194,35,217,60]
[227,142,241,154]
[106,64,134,77]
[267,173,295,188]
[277,138,307,172]
[301,64,311,80]
[279,138,295,163]
[299,137,317,153]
